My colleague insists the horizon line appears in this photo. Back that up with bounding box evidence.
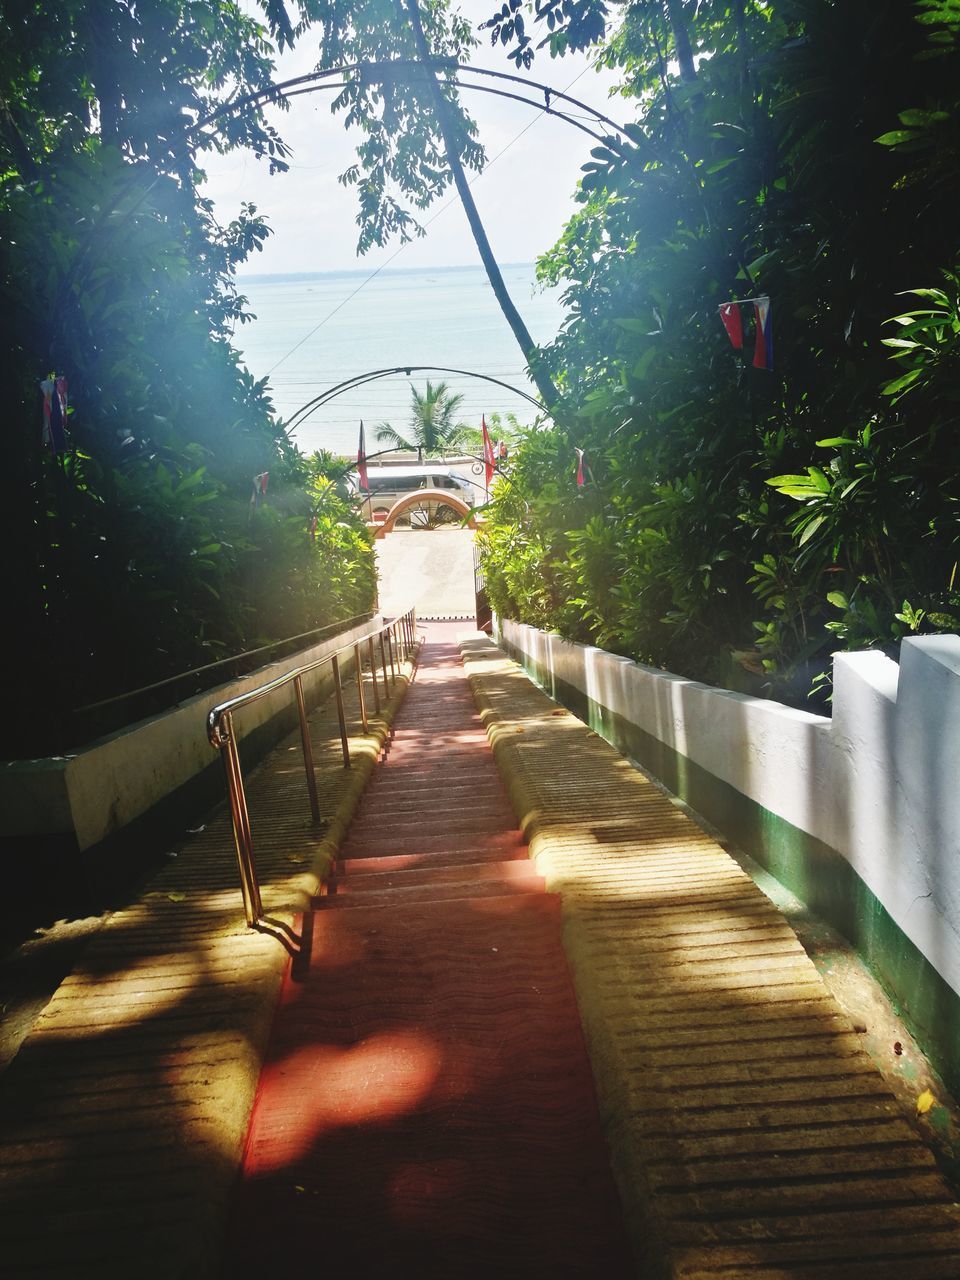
[236,261,538,283]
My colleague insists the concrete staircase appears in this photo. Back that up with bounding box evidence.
[226,624,632,1275]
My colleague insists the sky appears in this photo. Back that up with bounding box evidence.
[200,1,626,277]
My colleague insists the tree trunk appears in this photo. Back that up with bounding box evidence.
[664,0,698,83]
[398,0,560,412]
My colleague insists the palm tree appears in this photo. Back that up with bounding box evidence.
[375,380,469,456]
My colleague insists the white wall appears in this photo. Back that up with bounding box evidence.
[0,616,379,850]
[500,619,960,1001]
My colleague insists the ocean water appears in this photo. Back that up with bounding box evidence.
[231,263,565,457]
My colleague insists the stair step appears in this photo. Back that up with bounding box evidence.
[353,795,512,821]
[347,813,516,839]
[316,876,547,910]
[331,859,539,894]
[371,759,502,774]
[340,829,525,858]
[364,779,505,800]
[336,849,530,875]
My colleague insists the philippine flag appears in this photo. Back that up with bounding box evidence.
[753,297,773,371]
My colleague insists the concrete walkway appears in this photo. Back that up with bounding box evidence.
[0,646,413,1278]
[462,634,960,1278]
[225,623,632,1275]
[2,625,959,1278]
[375,527,476,618]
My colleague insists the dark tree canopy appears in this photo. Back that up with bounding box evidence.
[479,0,960,705]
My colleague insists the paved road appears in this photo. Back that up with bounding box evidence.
[376,527,476,618]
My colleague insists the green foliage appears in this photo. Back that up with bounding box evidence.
[480,0,960,706]
[302,0,483,252]
[2,3,377,756]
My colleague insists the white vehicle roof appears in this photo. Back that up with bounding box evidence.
[351,465,465,481]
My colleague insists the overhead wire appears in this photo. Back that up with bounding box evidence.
[264,62,592,379]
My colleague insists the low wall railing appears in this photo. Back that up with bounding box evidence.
[207,608,417,928]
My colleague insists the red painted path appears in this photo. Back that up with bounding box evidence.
[227,624,631,1276]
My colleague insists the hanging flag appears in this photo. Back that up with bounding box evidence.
[357,421,369,492]
[54,376,68,428]
[575,447,586,488]
[719,302,743,350]
[251,472,269,507]
[40,376,68,455]
[40,379,55,451]
[309,515,318,541]
[753,296,773,370]
[482,416,495,492]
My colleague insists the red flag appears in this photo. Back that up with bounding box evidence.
[719,302,743,349]
[575,447,585,487]
[251,472,268,506]
[357,421,369,491]
[482,416,495,490]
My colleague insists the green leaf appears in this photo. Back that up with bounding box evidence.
[898,108,950,126]
[815,437,857,447]
[827,591,849,610]
[798,514,826,545]
[705,156,737,174]
[899,288,950,302]
[882,368,923,396]
[875,129,918,146]
[613,317,652,334]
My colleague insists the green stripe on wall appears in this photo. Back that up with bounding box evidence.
[503,632,960,1100]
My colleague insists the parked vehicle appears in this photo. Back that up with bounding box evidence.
[346,465,476,522]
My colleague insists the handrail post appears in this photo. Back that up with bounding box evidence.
[221,712,263,927]
[367,636,382,713]
[387,625,397,683]
[394,616,407,665]
[353,642,368,733]
[330,653,351,767]
[379,631,391,692]
[294,674,321,822]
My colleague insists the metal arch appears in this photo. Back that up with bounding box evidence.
[255,77,611,149]
[284,364,549,433]
[189,59,632,153]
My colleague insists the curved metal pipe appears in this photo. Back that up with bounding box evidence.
[214,75,617,150]
[189,59,630,150]
[284,364,549,433]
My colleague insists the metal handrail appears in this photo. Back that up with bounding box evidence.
[207,607,418,928]
[76,611,375,717]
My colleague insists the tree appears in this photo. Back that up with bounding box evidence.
[479,0,960,705]
[1,2,377,755]
[216,0,561,406]
[375,380,469,454]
